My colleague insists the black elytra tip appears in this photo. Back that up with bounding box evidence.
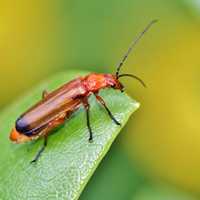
[16,117,29,133]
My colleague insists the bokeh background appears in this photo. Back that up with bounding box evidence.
[1,0,200,199]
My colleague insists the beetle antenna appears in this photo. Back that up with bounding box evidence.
[118,73,146,87]
[115,19,158,78]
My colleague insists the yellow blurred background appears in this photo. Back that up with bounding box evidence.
[1,0,200,199]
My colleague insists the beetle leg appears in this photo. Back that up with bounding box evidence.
[42,90,49,99]
[31,115,66,163]
[31,134,48,163]
[94,93,121,126]
[82,98,93,142]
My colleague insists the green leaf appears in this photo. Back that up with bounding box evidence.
[0,70,139,200]
[80,146,145,200]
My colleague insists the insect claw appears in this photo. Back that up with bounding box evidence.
[115,120,121,126]
[89,137,93,143]
[30,159,37,164]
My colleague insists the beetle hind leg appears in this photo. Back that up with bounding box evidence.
[31,115,67,163]
[31,135,48,163]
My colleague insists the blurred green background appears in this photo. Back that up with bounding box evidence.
[1,0,200,199]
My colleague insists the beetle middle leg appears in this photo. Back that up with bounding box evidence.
[82,97,93,142]
[94,93,121,126]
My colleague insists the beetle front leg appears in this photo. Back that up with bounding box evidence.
[94,93,121,126]
[82,98,93,142]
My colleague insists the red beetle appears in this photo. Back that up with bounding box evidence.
[10,20,157,162]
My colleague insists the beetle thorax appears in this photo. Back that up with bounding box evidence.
[84,73,116,92]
